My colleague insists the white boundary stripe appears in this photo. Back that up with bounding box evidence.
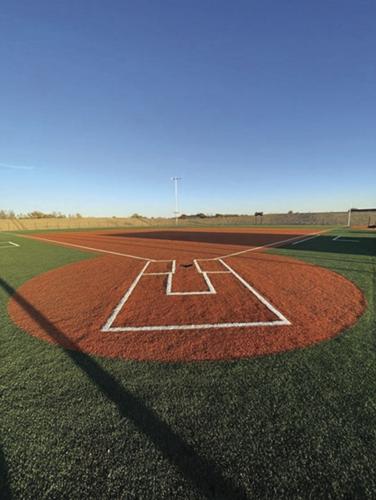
[216,229,329,258]
[23,229,329,264]
[104,320,290,332]
[0,241,20,249]
[20,232,300,333]
[143,259,220,296]
[101,261,151,331]
[218,259,290,324]
[291,234,322,246]
[102,258,291,332]
[332,236,359,243]
[23,235,152,261]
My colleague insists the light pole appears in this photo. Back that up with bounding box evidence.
[171,177,181,225]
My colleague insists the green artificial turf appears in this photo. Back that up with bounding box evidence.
[0,228,375,499]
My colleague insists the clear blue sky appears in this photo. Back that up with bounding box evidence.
[1,0,375,216]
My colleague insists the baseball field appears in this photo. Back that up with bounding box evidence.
[1,225,375,498]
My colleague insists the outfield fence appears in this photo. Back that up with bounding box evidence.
[1,211,375,231]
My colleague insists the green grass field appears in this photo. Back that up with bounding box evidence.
[1,228,375,499]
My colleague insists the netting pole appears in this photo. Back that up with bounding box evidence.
[171,177,181,226]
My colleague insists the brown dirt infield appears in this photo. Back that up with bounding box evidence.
[8,228,366,362]
[23,227,317,261]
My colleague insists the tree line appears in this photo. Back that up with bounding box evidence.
[0,210,82,219]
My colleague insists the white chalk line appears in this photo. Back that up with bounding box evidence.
[105,320,290,332]
[291,234,322,246]
[18,230,321,332]
[102,258,291,332]
[101,261,151,331]
[143,259,229,296]
[216,229,329,258]
[218,259,290,324]
[22,230,331,333]
[22,235,152,261]
[0,241,20,249]
[23,229,329,264]
[332,236,359,243]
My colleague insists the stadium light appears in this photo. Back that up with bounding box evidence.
[171,177,181,226]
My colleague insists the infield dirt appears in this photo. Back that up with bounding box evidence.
[8,228,365,362]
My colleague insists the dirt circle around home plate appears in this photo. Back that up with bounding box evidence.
[8,252,366,362]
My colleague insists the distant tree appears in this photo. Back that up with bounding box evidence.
[23,210,68,219]
[27,211,46,218]
[0,209,15,218]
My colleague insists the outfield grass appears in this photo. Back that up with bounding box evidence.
[0,228,375,499]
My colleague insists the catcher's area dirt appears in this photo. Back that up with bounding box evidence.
[8,228,366,362]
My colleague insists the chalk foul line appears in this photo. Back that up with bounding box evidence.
[217,229,329,257]
[0,241,20,249]
[23,228,330,263]
[332,236,359,243]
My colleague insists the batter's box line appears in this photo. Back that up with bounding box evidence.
[144,259,227,296]
[101,258,291,332]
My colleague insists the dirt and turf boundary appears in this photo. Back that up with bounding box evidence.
[8,227,366,362]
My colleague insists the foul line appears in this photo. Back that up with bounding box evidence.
[332,235,359,243]
[23,229,330,264]
[215,229,329,259]
[21,235,152,262]
[0,241,20,249]
[291,234,322,246]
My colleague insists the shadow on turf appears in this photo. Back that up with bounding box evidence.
[0,277,247,500]
[231,251,373,274]
[0,445,11,500]
[279,235,376,257]
[107,230,304,247]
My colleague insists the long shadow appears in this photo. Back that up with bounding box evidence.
[0,278,247,499]
[231,252,372,276]
[107,230,306,247]
[279,235,376,257]
[107,231,376,257]
[0,445,11,499]
[347,230,376,235]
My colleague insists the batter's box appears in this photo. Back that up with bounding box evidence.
[101,258,291,332]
